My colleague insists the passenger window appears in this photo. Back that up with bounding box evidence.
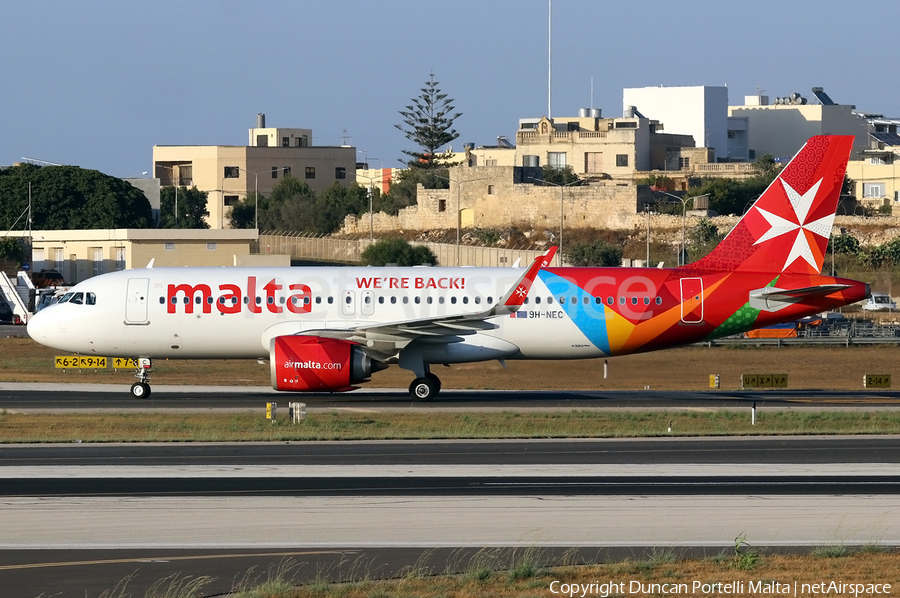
[631,297,638,305]
[571,297,577,305]
[304,297,310,305]
[475,297,481,304]
[655,297,662,305]
[402,297,409,304]
[595,297,601,304]
[451,297,457,304]
[267,297,274,305]
[391,297,397,304]
[463,297,469,304]
[414,297,420,304]
[279,297,285,304]
[243,297,249,304]
[195,296,201,304]
[365,296,372,304]
[328,297,334,304]
[183,297,189,304]
[160,297,165,305]
[607,297,614,305]
[378,297,384,304]
[535,296,541,305]
[426,297,433,304]
[643,297,650,305]
[439,297,445,304]
[255,297,261,305]
[547,297,554,304]
[207,297,213,304]
[488,296,493,303]
[345,296,351,304]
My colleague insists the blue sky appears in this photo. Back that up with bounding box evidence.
[2,0,897,177]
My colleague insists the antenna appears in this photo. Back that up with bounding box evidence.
[547,0,552,119]
[590,76,594,110]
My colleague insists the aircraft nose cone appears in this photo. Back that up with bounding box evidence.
[26,308,55,342]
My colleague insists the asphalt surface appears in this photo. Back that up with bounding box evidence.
[4,383,900,410]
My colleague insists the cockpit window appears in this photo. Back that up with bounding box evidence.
[58,292,74,304]
[86,292,96,305]
[69,292,84,305]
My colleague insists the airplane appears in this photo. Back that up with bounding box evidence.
[27,135,868,401]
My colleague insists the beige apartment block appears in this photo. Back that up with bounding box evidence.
[728,102,869,159]
[355,168,402,195]
[153,116,356,229]
[514,115,697,179]
[9,229,257,285]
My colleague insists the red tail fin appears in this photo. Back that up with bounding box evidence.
[691,135,853,274]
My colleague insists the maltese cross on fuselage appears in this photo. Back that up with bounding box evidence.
[753,178,833,272]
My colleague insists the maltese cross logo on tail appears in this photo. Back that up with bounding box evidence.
[753,178,834,272]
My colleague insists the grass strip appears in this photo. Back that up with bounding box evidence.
[91,547,900,598]
[1,409,899,442]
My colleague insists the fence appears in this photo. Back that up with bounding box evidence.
[258,233,553,267]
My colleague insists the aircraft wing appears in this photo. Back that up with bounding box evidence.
[305,247,557,344]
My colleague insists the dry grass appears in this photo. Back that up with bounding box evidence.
[4,337,900,392]
[1,410,899,442]
[224,550,900,598]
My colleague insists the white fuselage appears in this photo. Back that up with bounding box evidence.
[27,266,611,363]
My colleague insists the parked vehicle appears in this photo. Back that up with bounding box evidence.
[30,269,67,288]
[862,293,897,312]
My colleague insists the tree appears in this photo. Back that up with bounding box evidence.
[0,237,26,267]
[395,73,462,170]
[0,164,152,230]
[564,240,623,267]
[360,238,437,266]
[228,192,259,229]
[541,166,582,186]
[159,186,210,229]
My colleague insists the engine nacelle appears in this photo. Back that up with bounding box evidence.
[270,335,380,392]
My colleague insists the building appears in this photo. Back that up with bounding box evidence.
[152,114,357,229]
[622,86,738,162]
[729,88,869,159]
[7,229,258,285]
[514,112,699,179]
[845,117,900,209]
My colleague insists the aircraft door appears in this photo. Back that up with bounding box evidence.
[125,278,150,324]
[360,290,374,316]
[680,277,704,324]
[341,290,356,316]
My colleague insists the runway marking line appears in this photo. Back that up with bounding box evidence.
[0,550,353,571]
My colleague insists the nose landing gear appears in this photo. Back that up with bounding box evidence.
[130,358,152,399]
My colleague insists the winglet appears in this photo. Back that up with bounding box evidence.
[495,246,557,313]
[146,258,155,269]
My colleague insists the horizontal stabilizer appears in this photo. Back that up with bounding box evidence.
[749,284,852,312]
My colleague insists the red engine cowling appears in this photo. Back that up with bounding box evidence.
[270,335,379,392]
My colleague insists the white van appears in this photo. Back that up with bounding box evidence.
[862,293,897,311]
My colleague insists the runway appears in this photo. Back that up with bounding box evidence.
[4,382,900,410]
[2,391,900,596]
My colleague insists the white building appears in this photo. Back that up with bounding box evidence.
[623,86,733,162]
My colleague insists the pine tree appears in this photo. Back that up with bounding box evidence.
[395,73,462,170]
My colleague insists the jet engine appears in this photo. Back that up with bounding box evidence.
[269,335,384,392]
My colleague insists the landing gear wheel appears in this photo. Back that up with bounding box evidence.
[409,376,439,401]
[130,382,151,399]
[424,372,441,393]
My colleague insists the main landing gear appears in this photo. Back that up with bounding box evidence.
[408,372,441,401]
[130,358,152,399]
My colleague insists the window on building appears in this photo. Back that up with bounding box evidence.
[438,199,446,212]
[335,167,346,179]
[679,157,690,169]
[283,166,291,177]
[114,247,125,271]
[53,248,64,271]
[164,242,175,251]
[272,166,278,179]
[616,154,629,167]
[864,182,886,198]
[485,159,497,167]
[256,135,268,147]
[522,155,540,167]
[224,166,240,179]
[305,167,315,179]
[487,185,494,195]
[585,152,603,173]
[224,195,239,207]
[614,121,638,129]
[91,247,103,277]
[548,152,567,169]
[298,135,308,147]
[282,137,290,147]
[207,243,217,251]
